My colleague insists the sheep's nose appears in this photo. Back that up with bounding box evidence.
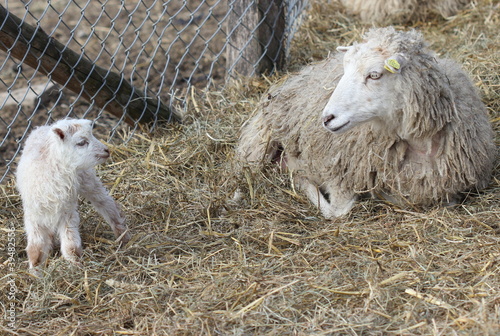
[104,148,110,154]
[323,114,335,126]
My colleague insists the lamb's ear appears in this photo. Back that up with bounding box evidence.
[336,46,351,52]
[53,128,65,141]
[384,54,407,74]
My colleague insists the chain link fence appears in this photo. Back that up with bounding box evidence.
[0,0,309,182]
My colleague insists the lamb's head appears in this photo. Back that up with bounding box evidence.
[50,119,110,170]
[322,28,425,134]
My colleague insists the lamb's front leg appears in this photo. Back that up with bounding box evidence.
[78,169,130,244]
[58,208,83,264]
[295,176,356,218]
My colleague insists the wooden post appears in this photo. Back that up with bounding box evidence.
[0,5,181,124]
[226,0,285,78]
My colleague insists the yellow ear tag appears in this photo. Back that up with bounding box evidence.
[384,65,395,73]
[384,59,401,73]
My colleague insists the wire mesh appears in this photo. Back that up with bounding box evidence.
[0,0,308,183]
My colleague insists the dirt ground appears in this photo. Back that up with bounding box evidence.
[0,0,227,179]
[0,0,499,335]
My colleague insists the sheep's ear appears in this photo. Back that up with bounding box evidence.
[384,54,407,74]
[53,128,65,141]
[336,46,351,52]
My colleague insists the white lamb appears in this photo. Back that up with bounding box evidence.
[341,0,471,24]
[237,27,496,218]
[16,119,130,271]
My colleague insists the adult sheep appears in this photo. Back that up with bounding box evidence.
[16,119,130,271]
[341,0,471,24]
[237,27,496,219]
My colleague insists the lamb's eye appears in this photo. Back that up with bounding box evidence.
[76,140,88,147]
[368,72,382,80]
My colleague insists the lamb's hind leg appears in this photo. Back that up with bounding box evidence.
[78,170,130,244]
[296,177,356,219]
[25,219,54,271]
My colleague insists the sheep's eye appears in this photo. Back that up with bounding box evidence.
[76,140,89,147]
[368,72,382,80]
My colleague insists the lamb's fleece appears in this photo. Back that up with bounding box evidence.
[237,27,496,216]
[341,0,471,24]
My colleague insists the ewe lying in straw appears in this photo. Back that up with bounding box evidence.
[16,119,129,271]
[237,27,496,218]
[341,0,471,24]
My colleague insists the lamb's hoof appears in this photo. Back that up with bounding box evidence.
[115,230,131,246]
[63,256,83,268]
[29,267,43,278]
[70,260,84,268]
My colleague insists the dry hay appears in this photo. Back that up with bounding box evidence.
[1,0,499,335]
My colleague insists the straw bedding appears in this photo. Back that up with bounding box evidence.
[0,0,498,334]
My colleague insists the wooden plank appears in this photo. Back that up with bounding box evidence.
[0,5,181,124]
[226,0,285,78]
[258,0,286,72]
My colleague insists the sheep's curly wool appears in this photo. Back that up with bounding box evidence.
[341,0,471,24]
[237,27,496,214]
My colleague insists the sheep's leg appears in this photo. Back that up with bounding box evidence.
[25,221,54,270]
[59,209,83,264]
[78,170,130,244]
[296,177,356,218]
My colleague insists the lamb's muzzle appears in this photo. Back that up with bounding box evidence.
[97,147,110,160]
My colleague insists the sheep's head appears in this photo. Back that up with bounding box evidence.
[322,42,407,134]
[51,119,110,170]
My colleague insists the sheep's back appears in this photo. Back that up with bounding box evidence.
[341,0,471,24]
[237,55,344,164]
[434,59,497,192]
[262,55,344,154]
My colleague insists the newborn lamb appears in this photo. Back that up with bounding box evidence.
[16,119,130,271]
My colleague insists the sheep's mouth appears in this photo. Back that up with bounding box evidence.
[329,121,350,132]
[96,154,110,160]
